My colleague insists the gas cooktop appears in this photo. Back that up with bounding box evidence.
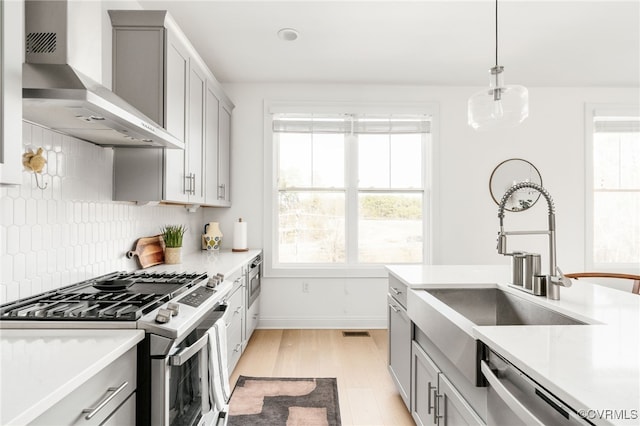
[0,271,208,321]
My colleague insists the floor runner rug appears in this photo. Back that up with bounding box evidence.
[227,376,341,426]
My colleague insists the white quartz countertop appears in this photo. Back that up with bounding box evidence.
[387,264,640,426]
[0,329,144,425]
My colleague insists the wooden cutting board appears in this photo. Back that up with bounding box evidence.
[126,235,165,268]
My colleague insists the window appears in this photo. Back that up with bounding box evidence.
[586,105,640,270]
[266,104,434,275]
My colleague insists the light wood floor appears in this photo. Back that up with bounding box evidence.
[230,329,415,426]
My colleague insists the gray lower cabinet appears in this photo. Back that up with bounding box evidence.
[388,294,411,408]
[223,271,246,375]
[246,297,260,340]
[412,341,441,425]
[30,347,137,425]
[412,341,485,426]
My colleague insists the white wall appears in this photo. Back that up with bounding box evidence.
[205,83,638,328]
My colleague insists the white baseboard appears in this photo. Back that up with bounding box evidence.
[257,316,387,329]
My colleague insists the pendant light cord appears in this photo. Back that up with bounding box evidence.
[495,0,499,67]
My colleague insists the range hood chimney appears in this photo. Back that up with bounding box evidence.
[22,0,184,149]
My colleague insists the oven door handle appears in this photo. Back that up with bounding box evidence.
[169,334,209,366]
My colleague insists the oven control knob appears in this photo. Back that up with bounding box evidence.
[155,308,172,324]
[206,276,222,289]
[167,303,180,316]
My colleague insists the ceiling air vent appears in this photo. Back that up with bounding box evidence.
[26,32,57,54]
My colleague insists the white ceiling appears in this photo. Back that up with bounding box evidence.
[138,1,640,87]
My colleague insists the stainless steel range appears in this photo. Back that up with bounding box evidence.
[0,270,232,426]
[0,271,207,322]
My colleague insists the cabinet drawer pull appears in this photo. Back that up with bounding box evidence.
[390,287,402,295]
[82,381,128,420]
[390,304,400,313]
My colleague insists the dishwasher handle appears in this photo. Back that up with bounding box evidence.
[481,360,545,426]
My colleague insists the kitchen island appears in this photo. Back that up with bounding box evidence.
[387,264,640,426]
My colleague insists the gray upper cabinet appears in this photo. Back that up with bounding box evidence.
[217,102,232,205]
[0,0,23,186]
[204,82,220,205]
[109,10,233,206]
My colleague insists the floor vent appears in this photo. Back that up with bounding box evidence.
[342,331,371,337]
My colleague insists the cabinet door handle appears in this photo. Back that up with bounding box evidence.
[427,382,436,415]
[82,381,128,420]
[218,183,226,199]
[233,343,242,353]
[433,388,443,425]
[184,173,196,195]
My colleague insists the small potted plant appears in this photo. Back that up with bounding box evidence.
[161,225,187,264]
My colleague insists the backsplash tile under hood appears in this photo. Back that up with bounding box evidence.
[0,122,204,304]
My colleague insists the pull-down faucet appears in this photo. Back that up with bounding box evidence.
[497,182,571,300]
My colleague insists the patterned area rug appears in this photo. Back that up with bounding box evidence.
[227,376,341,426]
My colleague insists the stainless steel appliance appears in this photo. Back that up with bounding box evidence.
[22,0,183,149]
[247,254,261,309]
[482,349,591,425]
[0,271,231,426]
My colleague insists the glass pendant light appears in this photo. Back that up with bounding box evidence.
[468,0,529,131]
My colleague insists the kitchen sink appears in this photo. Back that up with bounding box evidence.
[424,288,585,326]
[408,287,587,386]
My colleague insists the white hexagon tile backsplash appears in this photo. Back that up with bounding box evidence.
[0,122,206,304]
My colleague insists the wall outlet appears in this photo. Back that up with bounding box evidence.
[302,281,310,293]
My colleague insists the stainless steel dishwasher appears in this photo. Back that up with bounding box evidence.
[481,349,592,425]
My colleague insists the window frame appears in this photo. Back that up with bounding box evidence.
[584,103,640,272]
[263,101,439,278]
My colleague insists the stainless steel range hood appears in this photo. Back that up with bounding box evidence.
[22,0,184,150]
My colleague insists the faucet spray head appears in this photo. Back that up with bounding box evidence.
[497,232,507,254]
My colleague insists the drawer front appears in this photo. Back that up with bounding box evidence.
[31,347,137,426]
[246,299,259,340]
[388,275,408,309]
[224,286,244,329]
[227,320,243,374]
[100,393,136,426]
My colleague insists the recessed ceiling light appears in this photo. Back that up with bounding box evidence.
[277,28,299,41]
